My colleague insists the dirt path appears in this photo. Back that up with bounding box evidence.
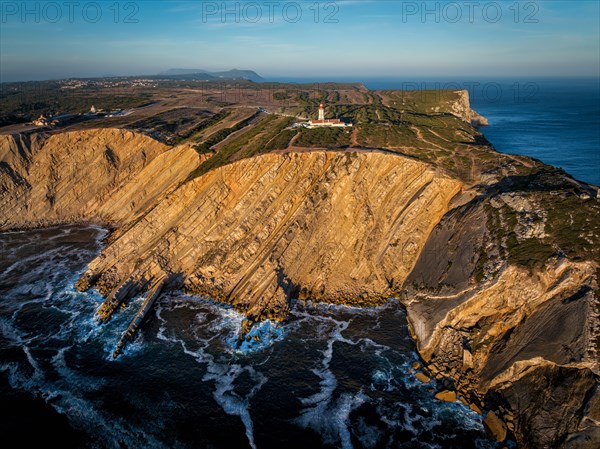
[350,127,359,147]
[287,131,300,148]
[428,129,451,142]
[410,125,447,151]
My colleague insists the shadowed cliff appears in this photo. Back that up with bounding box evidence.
[1,88,598,448]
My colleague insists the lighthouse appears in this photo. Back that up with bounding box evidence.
[301,100,352,128]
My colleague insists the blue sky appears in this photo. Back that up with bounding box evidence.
[1,0,599,81]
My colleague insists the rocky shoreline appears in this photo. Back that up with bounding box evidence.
[1,88,598,448]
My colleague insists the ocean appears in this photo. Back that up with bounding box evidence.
[467,78,599,186]
[0,226,499,449]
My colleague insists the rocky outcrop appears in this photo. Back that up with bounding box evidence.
[488,361,599,448]
[404,181,600,448]
[76,150,461,324]
[449,90,489,127]
[1,91,598,448]
[0,128,203,230]
[113,275,168,358]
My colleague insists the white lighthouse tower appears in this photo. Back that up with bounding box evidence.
[302,100,352,128]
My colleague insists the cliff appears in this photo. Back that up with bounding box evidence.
[0,128,203,230]
[0,88,598,448]
[75,150,461,324]
[448,89,489,127]
[405,177,600,448]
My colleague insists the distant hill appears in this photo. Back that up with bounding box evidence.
[158,69,264,82]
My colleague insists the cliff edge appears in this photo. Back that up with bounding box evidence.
[0,88,598,448]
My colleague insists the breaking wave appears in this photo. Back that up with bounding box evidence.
[0,226,499,449]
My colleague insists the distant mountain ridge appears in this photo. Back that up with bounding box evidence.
[158,69,264,82]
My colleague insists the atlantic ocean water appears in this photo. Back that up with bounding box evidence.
[0,226,499,448]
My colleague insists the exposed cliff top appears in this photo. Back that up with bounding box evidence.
[1,87,598,448]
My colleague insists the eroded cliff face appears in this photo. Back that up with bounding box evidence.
[407,259,598,443]
[76,150,461,323]
[448,89,489,127]
[1,96,598,448]
[405,185,600,448]
[0,129,202,230]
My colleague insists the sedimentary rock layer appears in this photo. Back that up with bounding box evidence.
[0,128,202,230]
[77,150,461,322]
[405,191,600,448]
[1,92,598,447]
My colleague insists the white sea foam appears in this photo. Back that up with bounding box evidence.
[354,416,383,449]
[229,319,285,354]
[1,227,499,449]
[2,346,168,449]
[293,313,368,447]
[1,247,64,277]
[0,316,28,345]
[336,392,369,449]
[155,297,269,449]
[371,369,396,392]
[0,227,177,448]
[203,362,267,449]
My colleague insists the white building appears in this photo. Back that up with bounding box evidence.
[306,103,352,128]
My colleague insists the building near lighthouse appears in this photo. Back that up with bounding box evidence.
[304,103,352,128]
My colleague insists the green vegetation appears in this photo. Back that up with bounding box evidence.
[187,114,292,180]
[263,129,296,152]
[380,90,464,114]
[484,203,555,271]
[0,80,154,124]
[506,237,556,269]
[474,245,490,283]
[128,108,220,144]
[357,123,420,148]
[216,115,293,158]
[193,111,261,154]
[170,109,232,144]
[327,91,340,104]
[484,183,600,272]
[542,194,600,262]
[327,104,402,125]
[295,127,351,148]
[273,92,291,101]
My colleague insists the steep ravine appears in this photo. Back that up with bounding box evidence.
[1,121,598,448]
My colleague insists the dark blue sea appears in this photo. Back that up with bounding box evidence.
[0,226,499,449]
[470,78,599,186]
[274,76,600,186]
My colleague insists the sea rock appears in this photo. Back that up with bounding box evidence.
[415,372,431,383]
[484,411,508,442]
[469,403,483,415]
[434,390,457,402]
